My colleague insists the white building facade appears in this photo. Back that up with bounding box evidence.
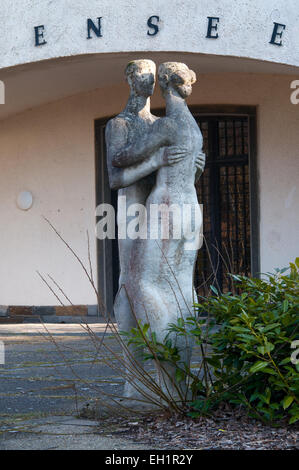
[0,0,298,319]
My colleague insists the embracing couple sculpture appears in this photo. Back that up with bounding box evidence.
[106,59,205,403]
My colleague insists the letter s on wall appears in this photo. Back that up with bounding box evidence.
[147,15,160,36]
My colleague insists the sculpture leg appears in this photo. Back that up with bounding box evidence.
[114,285,158,401]
[156,324,194,404]
[134,281,194,404]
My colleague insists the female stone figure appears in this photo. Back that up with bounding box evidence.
[116,62,204,401]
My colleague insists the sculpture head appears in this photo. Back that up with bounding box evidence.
[158,62,196,98]
[125,59,156,97]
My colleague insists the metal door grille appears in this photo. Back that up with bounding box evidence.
[195,116,251,296]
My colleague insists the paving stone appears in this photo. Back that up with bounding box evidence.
[0,317,24,324]
[0,432,149,450]
[40,315,100,323]
[55,306,87,317]
[0,306,8,317]
[87,305,99,316]
[32,306,55,316]
[60,418,98,426]
[31,424,97,435]
[9,306,33,316]
[23,317,43,324]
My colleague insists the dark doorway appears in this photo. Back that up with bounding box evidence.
[195,114,255,297]
[95,121,120,315]
[95,106,258,311]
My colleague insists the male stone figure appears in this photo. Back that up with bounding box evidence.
[105,60,205,401]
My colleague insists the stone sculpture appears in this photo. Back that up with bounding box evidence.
[106,60,205,403]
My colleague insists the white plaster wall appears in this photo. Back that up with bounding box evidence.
[0,72,298,305]
[0,0,298,70]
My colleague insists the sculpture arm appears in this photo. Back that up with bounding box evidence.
[105,116,130,168]
[112,118,175,168]
[110,145,190,190]
[110,149,165,190]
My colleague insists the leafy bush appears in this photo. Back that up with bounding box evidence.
[190,260,299,424]
[124,261,299,424]
[121,322,181,364]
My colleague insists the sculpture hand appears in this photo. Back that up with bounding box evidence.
[195,152,206,173]
[163,146,189,166]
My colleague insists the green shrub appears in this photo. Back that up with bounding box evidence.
[188,260,299,424]
[124,260,299,424]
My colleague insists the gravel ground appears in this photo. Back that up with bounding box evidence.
[94,408,298,450]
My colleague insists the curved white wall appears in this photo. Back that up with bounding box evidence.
[0,0,298,306]
[0,0,298,71]
[0,72,298,305]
